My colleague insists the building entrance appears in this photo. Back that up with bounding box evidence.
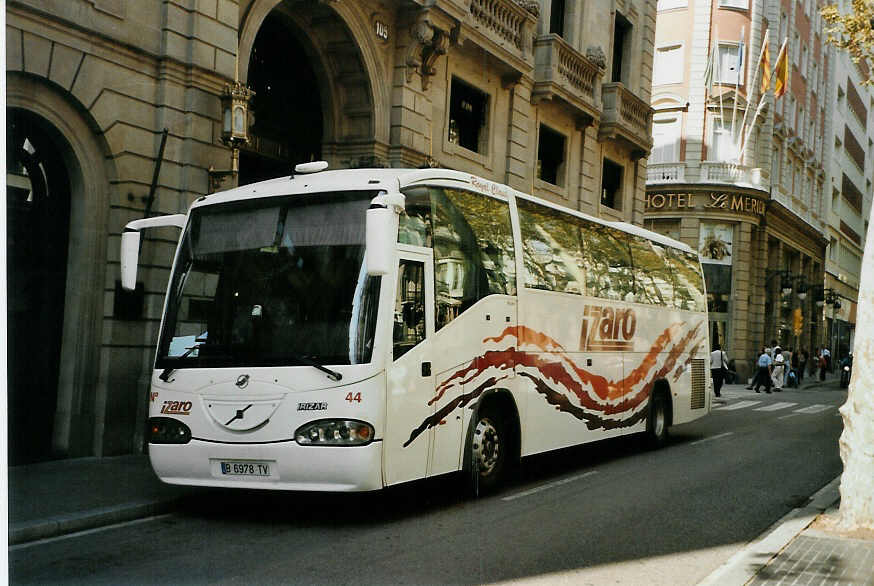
[240,10,323,185]
[6,109,72,464]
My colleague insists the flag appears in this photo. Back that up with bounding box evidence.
[736,28,745,86]
[703,41,717,92]
[774,39,788,98]
[760,36,771,95]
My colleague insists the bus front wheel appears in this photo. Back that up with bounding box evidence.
[469,406,507,495]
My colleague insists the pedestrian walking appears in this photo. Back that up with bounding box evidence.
[771,349,785,392]
[819,351,827,381]
[753,347,773,394]
[798,348,807,385]
[710,343,728,398]
[790,349,800,387]
[782,347,792,386]
[822,347,832,373]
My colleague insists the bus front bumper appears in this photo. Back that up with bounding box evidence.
[149,439,384,492]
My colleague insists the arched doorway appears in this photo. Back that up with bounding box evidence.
[240,10,324,184]
[237,1,382,183]
[6,108,72,464]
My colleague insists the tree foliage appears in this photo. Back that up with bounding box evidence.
[822,0,874,84]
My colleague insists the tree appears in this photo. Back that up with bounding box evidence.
[822,1,874,531]
[822,0,874,85]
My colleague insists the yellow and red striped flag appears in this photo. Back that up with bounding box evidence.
[774,39,788,98]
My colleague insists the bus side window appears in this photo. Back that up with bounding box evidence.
[627,236,673,307]
[579,221,633,301]
[517,199,585,294]
[393,259,426,360]
[666,248,707,312]
[432,188,515,331]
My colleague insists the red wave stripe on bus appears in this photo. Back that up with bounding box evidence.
[405,321,705,447]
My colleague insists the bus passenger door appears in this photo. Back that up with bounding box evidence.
[383,250,435,486]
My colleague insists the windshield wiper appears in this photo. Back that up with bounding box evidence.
[159,342,206,382]
[292,354,343,382]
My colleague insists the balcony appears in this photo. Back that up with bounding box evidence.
[599,83,653,155]
[532,34,603,121]
[465,0,538,72]
[701,161,765,187]
[646,163,685,183]
[646,161,770,190]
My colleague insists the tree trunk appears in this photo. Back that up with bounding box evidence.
[837,210,874,530]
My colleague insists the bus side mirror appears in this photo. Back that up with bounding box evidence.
[120,231,141,291]
[365,192,405,276]
[119,213,187,291]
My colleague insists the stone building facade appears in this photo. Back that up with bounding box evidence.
[821,0,874,365]
[6,0,655,463]
[645,0,831,379]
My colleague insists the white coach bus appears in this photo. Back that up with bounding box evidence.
[121,164,711,493]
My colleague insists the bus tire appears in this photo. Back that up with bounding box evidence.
[468,405,507,495]
[647,391,670,449]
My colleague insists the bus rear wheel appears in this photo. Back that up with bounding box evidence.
[469,406,507,495]
[647,392,669,448]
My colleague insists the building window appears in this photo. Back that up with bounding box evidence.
[601,159,623,209]
[651,115,681,163]
[653,43,684,85]
[717,43,743,84]
[537,124,567,187]
[710,118,737,161]
[448,77,489,154]
[550,0,566,36]
[612,12,632,84]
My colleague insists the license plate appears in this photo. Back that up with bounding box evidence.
[220,461,271,477]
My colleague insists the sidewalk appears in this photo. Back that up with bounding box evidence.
[7,454,196,545]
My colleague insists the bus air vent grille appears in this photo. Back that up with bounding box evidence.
[690,358,706,409]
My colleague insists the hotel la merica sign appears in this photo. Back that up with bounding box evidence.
[645,191,766,216]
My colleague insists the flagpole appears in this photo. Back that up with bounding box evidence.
[715,26,724,128]
[738,92,769,163]
[731,27,745,147]
[736,29,770,163]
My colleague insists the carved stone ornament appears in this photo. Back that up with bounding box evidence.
[513,0,540,17]
[586,46,606,70]
[406,12,450,90]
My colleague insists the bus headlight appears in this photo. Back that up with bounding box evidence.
[149,417,192,444]
[295,419,374,446]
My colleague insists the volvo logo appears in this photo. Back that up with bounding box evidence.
[235,374,250,389]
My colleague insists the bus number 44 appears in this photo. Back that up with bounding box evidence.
[345,392,362,403]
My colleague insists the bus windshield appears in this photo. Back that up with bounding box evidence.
[156,190,381,370]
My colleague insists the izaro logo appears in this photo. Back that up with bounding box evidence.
[579,305,636,352]
[160,400,192,415]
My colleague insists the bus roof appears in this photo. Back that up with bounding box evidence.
[192,167,696,255]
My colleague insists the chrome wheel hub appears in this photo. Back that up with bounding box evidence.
[473,417,500,476]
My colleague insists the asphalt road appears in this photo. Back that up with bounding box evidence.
[10,384,846,585]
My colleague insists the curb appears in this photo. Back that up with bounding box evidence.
[9,498,185,545]
[698,475,842,586]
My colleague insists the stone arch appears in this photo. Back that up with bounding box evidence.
[238,0,389,165]
[6,72,117,458]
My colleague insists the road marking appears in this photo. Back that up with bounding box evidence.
[9,513,174,551]
[690,432,734,445]
[778,413,802,420]
[501,471,598,502]
[714,400,762,411]
[794,404,832,414]
[754,402,798,412]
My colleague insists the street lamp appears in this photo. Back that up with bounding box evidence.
[795,277,808,300]
[209,80,255,193]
